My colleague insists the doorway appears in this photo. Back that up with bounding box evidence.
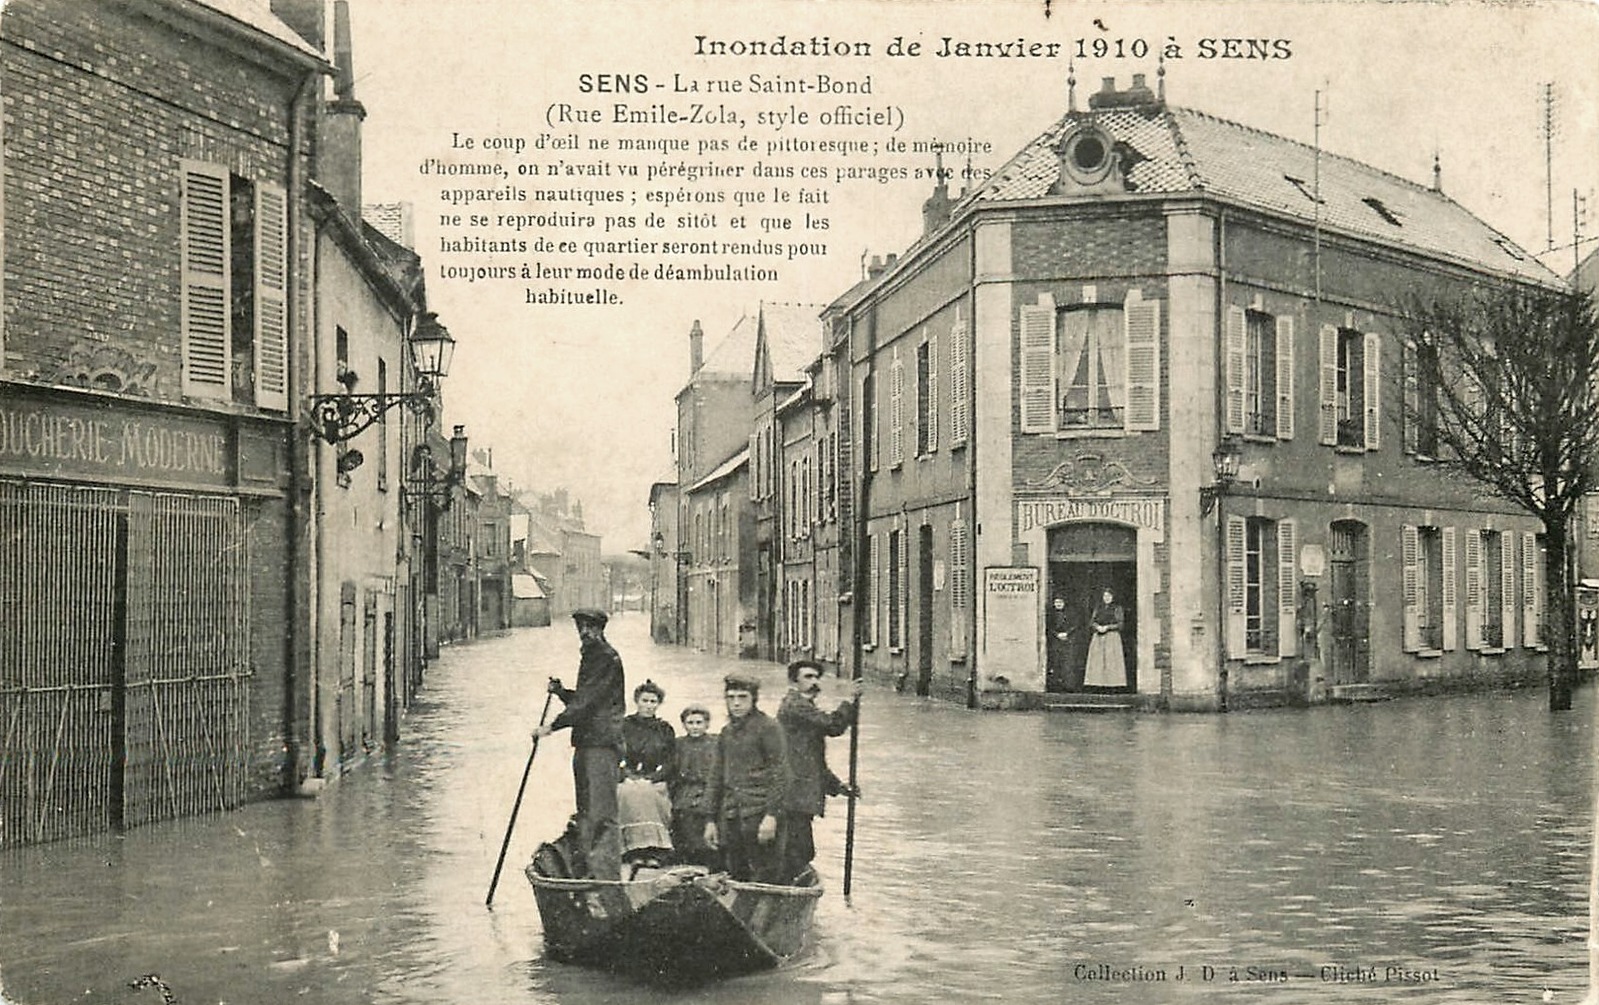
[1045,523,1138,693]
[1328,520,1370,684]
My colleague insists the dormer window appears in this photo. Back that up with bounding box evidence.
[1053,124,1123,195]
[1362,196,1403,227]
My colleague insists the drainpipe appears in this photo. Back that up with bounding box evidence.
[286,69,321,789]
[1215,208,1230,713]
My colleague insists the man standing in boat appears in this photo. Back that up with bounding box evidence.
[776,659,861,883]
[705,674,788,884]
[533,608,625,883]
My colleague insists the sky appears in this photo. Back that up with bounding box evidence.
[345,0,1599,551]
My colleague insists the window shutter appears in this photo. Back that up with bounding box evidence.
[1277,519,1298,657]
[749,434,759,500]
[1464,529,1483,650]
[898,522,909,649]
[1019,296,1057,433]
[1523,531,1540,647]
[1441,526,1457,651]
[1363,331,1382,450]
[1318,325,1338,445]
[1402,341,1419,455]
[950,512,968,657]
[927,332,939,451]
[253,182,289,411]
[180,160,231,399]
[1224,305,1246,434]
[1225,515,1247,658]
[950,311,970,445]
[1124,291,1160,431]
[868,376,880,474]
[1275,315,1295,440]
[870,533,881,646]
[890,349,905,467]
[1402,525,1420,652]
[1501,531,1517,649]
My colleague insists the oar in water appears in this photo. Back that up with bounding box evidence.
[486,691,554,907]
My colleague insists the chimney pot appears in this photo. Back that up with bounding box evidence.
[1101,77,1116,92]
[689,319,704,375]
[1131,73,1146,89]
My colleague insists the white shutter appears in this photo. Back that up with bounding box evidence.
[870,532,881,646]
[1225,515,1247,658]
[1523,531,1541,647]
[1019,296,1057,433]
[1464,529,1483,650]
[1275,315,1295,440]
[927,332,939,452]
[950,311,970,445]
[1318,325,1338,445]
[1501,531,1517,649]
[1441,527,1458,651]
[950,514,968,657]
[898,522,909,650]
[749,433,759,500]
[890,349,905,467]
[1224,305,1246,434]
[1402,525,1420,652]
[180,160,231,399]
[1364,331,1382,450]
[253,182,289,411]
[1124,291,1160,431]
[869,376,880,473]
[1278,519,1298,657]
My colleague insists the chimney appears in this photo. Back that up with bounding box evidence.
[688,319,704,374]
[1431,152,1443,193]
[270,0,325,50]
[866,255,886,281]
[1088,74,1158,110]
[921,149,953,234]
[317,0,366,215]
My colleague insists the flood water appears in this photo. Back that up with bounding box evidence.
[2,614,1595,1004]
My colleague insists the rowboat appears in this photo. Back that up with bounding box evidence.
[525,831,822,986]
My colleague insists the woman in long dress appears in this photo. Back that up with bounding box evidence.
[618,679,676,867]
[1082,589,1127,688]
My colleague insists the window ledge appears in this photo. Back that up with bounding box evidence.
[1243,655,1282,665]
[1334,445,1367,455]
[889,646,904,656]
[1415,648,1443,659]
[1052,429,1126,440]
[1242,433,1277,444]
[1477,646,1506,656]
[949,654,968,663]
[863,644,877,652]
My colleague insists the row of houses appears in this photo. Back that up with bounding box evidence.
[651,73,1571,712]
[0,0,566,847]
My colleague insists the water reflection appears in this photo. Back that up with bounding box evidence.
[1,618,1594,1004]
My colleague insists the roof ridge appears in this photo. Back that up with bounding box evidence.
[1160,107,1206,191]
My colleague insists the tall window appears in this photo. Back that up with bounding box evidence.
[1482,530,1504,648]
[1019,291,1160,434]
[1059,304,1126,428]
[1244,517,1277,653]
[916,339,933,455]
[1321,326,1380,450]
[1405,341,1440,457]
[376,358,388,491]
[1226,516,1297,658]
[1418,526,1445,650]
[1244,312,1276,435]
[1335,328,1364,447]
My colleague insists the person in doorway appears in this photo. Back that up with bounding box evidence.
[1082,589,1126,688]
[705,674,788,884]
[532,608,625,882]
[669,703,719,869]
[777,659,861,883]
[1046,595,1075,691]
[617,679,675,870]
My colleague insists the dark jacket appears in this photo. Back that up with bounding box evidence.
[548,635,625,748]
[707,708,788,822]
[671,733,718,815]
[777,689,855,817]
[621,713,676,782]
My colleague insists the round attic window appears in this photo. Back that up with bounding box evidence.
[1072,134,1106,172]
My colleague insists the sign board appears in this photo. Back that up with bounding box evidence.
[1300,543,1327,578]
[0,396,233,488]
[982,566,1039,688]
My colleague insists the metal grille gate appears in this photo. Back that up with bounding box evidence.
[0,482,250,847]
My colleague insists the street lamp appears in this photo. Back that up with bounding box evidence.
[1199,435,1243,515]
[310,313,456,445]
[404,424,469,510]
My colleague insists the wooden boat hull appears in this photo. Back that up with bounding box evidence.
[525,836,821,986]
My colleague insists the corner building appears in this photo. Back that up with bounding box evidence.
[848,76,1554,711]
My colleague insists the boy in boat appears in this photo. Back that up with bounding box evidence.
[532,608,625,883]
[705,674,788,884]
[669,703,720,870]
[777,659,862,883]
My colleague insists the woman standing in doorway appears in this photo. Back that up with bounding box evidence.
[1082,588,1126,688]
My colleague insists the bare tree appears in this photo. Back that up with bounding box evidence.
[1399,285,1599,711]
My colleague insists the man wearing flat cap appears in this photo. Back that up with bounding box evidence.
[777,659,862,882]
[534,607,624,881]
[705,673,788,883]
